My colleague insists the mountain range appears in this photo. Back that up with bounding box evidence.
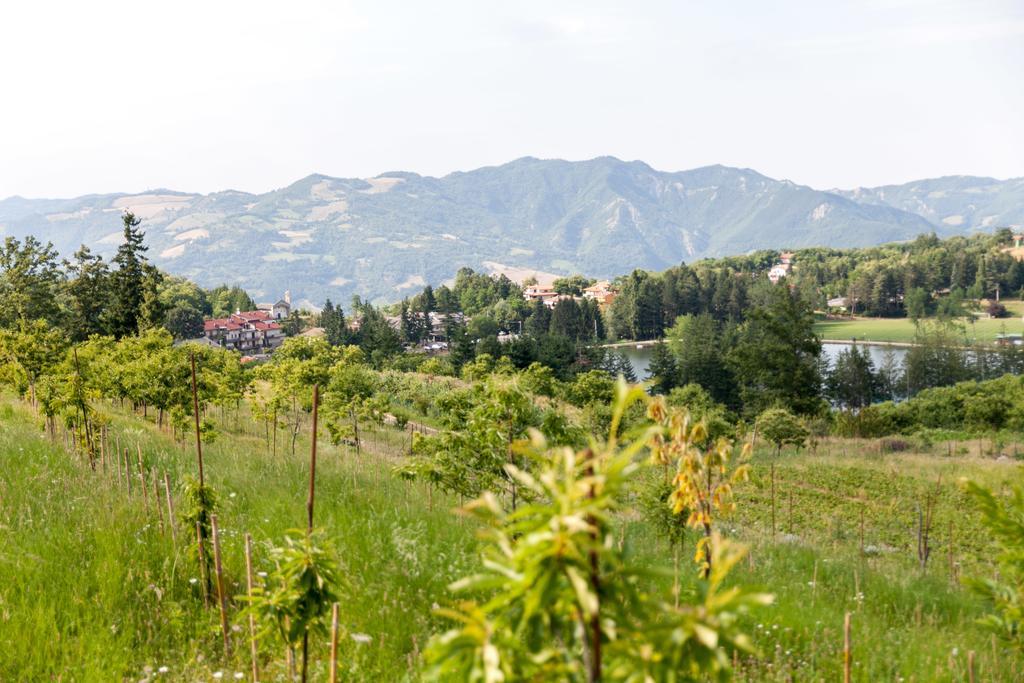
[1,157,1021,307]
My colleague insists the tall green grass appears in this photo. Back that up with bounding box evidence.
[0,398,475,680]
[0,396,1018,680]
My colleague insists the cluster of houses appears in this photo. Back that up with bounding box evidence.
[768,252,794,285]
[199,293,291,353]
[194,279,620,357]
[523,280,617,308]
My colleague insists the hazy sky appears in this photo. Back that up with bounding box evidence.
[2,0,1022,198]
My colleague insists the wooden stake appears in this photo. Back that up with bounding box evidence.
[99,428,107,472]
[124,449,133,495]
[843,612,852,683]
[152,470,164,532]
[307,385,319,534]
[210,515,230,656]
[190,352,205,486]
[583,448,601,683]
[967,650,976,683]
[859,505,865,556]
[244,534,260,682]
[329,602,340,683]
[770,462,776,539]
[137,448,150,515]
[285,631,295,681]
[164,472,177,544]
[298,384,321,683]
[196,520,210,608]
[949,519,955,585]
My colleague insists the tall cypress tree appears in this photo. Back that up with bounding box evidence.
[107,212,149,338]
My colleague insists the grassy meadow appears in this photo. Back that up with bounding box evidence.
[1,393,1022,681]
[816,313,1024,344]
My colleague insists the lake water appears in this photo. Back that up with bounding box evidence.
[617,342,909,380]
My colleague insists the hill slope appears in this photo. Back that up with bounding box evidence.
[1,157,1019,304]
[834,175,1024,233]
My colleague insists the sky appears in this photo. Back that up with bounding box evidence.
[1,0,1022,198]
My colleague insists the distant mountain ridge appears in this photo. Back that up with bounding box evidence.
[1,157,1020,305]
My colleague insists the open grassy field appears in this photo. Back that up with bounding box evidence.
[1,394,1021,680]
[815,314,1024,344]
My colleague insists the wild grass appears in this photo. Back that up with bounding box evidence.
[0,397,475,681]
[0,396,1020,680]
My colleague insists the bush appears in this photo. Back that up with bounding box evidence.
[758,407,809,455]
[419,357,455,377]
[564,370,615,407]
[879,437,912,453]
[987,301,1010,318]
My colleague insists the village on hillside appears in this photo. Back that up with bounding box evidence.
[191,279,620,360]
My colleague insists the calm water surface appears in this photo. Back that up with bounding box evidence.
[618,342,909,380]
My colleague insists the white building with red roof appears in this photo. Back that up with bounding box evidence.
[203,309,286,352]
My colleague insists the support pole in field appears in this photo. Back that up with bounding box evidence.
[330,602,340,683]
[949,520,955,584]
[859,506,865,556]
[244,533,260,683]
[196,521,210,608]
[301,384,320,683]
[164,472,177,544]
[190,353,205,487]
[770,462,776,539]
[211,514,230,656]
[307,384,319,534]
[152,470,164,533]
[843,612,852,683]
[968,650,976,683]
[124,449,133,495]
[583,448,601,683]
[99,427,107,472]
[788,490,793,534]
[137,448,150,515]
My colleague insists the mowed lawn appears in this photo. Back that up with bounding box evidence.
[815,314,1024,343]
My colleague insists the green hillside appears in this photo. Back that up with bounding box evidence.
[1,388,1018,680]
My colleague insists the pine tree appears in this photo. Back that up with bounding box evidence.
[320,299,348,346]
[549,298,583,340]
[668,313,737,408]
[107,212,149,337]
[728,286,822,415]
[138,264,166,331]
[64,245,111,341]
[524,299,552,338]
[399,299,415,343]
[646,341,678,394]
